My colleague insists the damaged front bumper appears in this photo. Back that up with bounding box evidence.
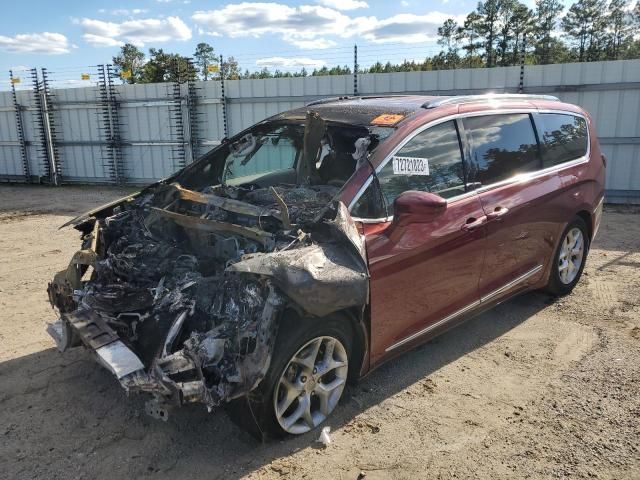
[48,282,283,420]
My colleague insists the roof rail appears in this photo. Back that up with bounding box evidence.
[306,94,414,106]
[306,96,352,106]
[422,94,560,109]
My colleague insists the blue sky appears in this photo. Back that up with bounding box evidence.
[1,0,552,77]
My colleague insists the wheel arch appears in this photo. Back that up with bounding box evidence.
[575,209,593,241]
[277,303,368,383]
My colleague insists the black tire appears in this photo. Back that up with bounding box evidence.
[545,216,590,296]
[225,310,353,440]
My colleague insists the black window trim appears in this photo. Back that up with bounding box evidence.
[531,111,590,168]
[461,112,544,187]
[348,108,591,222]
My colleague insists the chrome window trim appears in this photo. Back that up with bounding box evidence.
[348,108,591,221]
[385,263,544,352]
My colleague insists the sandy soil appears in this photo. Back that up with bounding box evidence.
[0,184,639,480]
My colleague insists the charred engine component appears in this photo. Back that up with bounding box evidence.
[47,179,368,418]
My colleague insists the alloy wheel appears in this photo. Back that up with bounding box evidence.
[273,336,348,434]
[558,227,585,285]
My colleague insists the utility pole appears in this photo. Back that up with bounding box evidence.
[219,54,229,138]
[353,44,359,97]
[518,33,527,94]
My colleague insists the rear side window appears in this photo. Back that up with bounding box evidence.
[464,114,540,187]
[537,114,588,168]
[351,120,465,218]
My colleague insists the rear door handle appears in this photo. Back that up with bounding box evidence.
[486,206,509,220]
[461,215,487,231]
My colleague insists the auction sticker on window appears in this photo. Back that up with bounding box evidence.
[392,156,430,175]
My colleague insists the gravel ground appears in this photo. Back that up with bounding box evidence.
[0,184,639,480]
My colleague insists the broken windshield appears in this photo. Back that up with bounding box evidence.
[223,125,302,186]
[176,117,394,191]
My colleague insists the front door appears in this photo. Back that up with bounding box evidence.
[351,120,487,365]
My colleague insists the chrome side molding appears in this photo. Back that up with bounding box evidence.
[480,264,543,304]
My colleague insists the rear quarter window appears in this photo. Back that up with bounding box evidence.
[537,113,588,168]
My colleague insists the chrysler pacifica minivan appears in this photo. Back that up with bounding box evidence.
[48,94,605,437]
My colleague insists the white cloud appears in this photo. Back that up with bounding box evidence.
[192,3,366,42]
[256,56,326,69]
[192,3,465,47]
[316,0,368,10]
[111,8,149,16]
[359,12,465,44]
[83,33,124,47]
[401,0,410,5]
[0,32,71,54]
[79,16,192,47]
[294,38,337,49]
[98,8,148,15]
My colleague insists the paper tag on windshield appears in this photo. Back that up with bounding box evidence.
[392,156,430,175]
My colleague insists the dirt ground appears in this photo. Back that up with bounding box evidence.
[0,184,638,480]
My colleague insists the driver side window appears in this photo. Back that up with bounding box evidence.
[352,120,465,218]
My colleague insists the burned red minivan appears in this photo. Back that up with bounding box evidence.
[48,94,605,437]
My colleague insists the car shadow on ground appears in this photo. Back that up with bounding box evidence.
[0,290,553,479]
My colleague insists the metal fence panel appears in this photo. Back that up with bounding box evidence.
[1,60,639,202]
[0,92,22,177]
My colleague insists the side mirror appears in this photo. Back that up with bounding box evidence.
[393,190,447,227]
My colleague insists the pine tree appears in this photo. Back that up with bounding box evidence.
[438,19,460,52]
[460,11,484,66]
[140,49,196,83]
[606,0,633,59]
[511,2,534,65]
[438,18,462,67]
[534,0,565,64]
[562,0,608,62]
[477,0,502,67]
[112,44,145,84]
[496,0,516,66]
[193,42,216,81]
[222,57,240,80]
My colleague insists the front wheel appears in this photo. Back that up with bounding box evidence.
[226,313,353,439]
[545,216,590,296]
[273,335,349,435]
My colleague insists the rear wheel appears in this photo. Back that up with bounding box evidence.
[226,313,353,439]
[546,217,590,296]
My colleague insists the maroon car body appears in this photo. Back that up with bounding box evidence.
[332,95,604,372]
[47,94,604,436]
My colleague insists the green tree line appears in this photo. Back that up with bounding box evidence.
[113,0,640,83]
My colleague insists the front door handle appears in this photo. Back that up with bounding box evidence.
[461,215,487,231]
[486,206,509,220]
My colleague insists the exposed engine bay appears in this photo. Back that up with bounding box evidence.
[46,111,379,419]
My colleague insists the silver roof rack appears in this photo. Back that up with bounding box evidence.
[306,94,414,106]
[422,94,560,109]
